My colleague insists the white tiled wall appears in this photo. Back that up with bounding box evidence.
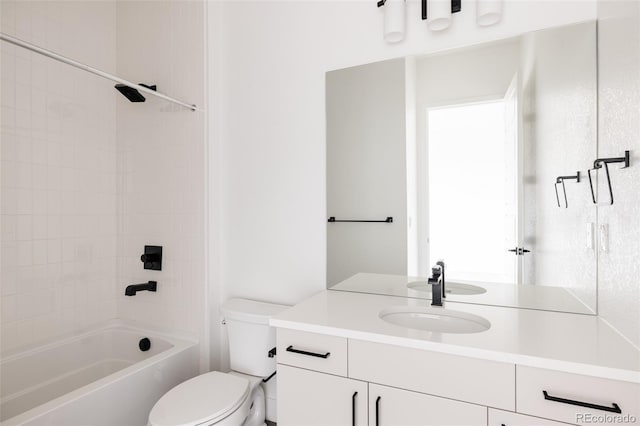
[1,1,207,362]
[0,1,118,353]
[115,1,208,368]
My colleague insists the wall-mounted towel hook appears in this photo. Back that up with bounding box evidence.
[554,172,580,208]
[587,150,630,205]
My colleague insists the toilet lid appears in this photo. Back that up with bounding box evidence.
[149,372,250,426]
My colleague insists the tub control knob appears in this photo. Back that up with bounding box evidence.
[140,253,160,263]
[141,245,162,271]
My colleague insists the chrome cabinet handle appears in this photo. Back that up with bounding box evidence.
[285,345,330,359]
[543,390,622,413]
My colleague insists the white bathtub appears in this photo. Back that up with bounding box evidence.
[0,322,199,426]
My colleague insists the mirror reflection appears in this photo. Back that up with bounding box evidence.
[326,21,597,314]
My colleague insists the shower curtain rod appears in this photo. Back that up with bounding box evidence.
[0,32,198,112]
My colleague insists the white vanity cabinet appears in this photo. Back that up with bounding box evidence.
[369,383,486,425]
[349,339,515,410]
[276,365,486,426]
[276,328,640,426]
[278,364,368,426]
[516,366,640,426]
[488,409,575,426]
[276,330,493,426]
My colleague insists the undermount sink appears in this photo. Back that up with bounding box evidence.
[407,281,487,295]
[379,306,491,334]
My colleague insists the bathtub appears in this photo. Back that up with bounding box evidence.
[0,322,199,426]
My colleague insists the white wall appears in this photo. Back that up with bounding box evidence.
[521,22,597,311]
[115,0,209,369]
[208,0,597,368]
[1,1,118,353]
[326,58,407,287]
[597,0,640,348]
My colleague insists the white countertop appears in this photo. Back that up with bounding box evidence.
[270,290,640,383]
[330,273,595,315]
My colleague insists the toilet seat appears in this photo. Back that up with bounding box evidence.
[148,372,250,426]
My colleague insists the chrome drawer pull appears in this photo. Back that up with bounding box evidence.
[542,390,622,413]
[286,345,331,359]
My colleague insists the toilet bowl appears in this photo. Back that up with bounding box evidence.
[148,372,265,426]
[148,299,288,426]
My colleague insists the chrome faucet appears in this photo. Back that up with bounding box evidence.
[428,265,444,307]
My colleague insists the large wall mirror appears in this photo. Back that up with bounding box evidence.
[326,21,597,314]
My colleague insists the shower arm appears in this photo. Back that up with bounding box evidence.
[0,31,198,112]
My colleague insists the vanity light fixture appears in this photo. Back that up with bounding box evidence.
[421,0,462,31]
[377,0,406,43]
[476,0,503,26]
[428,0,452,31]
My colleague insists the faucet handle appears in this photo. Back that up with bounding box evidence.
[431,266,442,279]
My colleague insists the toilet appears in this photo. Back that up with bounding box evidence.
[148,299,288,426]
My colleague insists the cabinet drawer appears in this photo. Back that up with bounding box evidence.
[516,366,640,426]
[489,408,575,425]
[277,329,347,376]
[349,339,515,410]
[370,383,487,426]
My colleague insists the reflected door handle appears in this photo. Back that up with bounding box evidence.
[508,247,530,255]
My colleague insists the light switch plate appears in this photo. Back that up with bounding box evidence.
[599,224,609,253]
[586,222,594,250]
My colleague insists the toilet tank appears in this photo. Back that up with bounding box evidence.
[221,298,289,377]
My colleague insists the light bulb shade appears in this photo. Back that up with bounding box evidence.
[428,0,452,31]
[384,0,405,43]
[476,0,503,26]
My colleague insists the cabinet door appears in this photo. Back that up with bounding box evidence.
[368,383,487,426]
[489,409,576,425]
[278,364,368,426]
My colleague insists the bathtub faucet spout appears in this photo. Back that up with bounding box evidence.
[125,281,157,296]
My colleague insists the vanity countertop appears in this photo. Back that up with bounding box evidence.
[270,290,640,383]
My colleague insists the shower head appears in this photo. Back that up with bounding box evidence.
[114,83,157,103]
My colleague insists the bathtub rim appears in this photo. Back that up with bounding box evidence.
[1,320,198,426]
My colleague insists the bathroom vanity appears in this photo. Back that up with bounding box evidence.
[290,16,640,426]
[271,290,640,426]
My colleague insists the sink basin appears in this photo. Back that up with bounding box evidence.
[407,281,487,295]
[379,306,491,333]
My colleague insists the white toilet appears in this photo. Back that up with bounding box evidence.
[148,299,288,426]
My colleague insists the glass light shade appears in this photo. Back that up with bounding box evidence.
[477,0,503,26]
[428,0,452,31]
[384,0,405,43]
